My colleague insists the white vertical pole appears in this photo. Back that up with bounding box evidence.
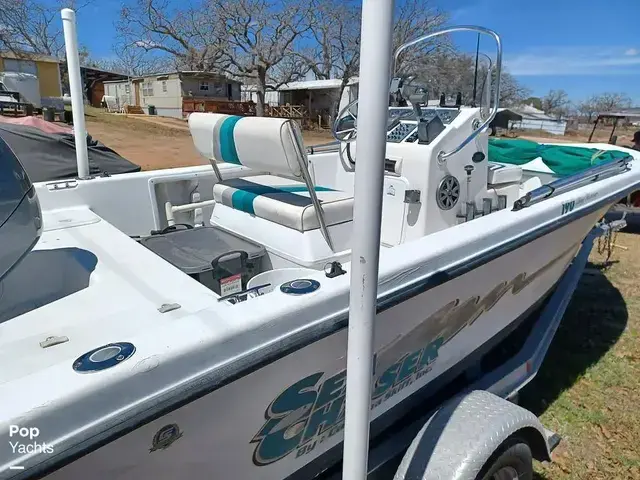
[342,0,395,478]
[61,8,90,179]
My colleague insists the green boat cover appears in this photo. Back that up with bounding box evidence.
[488,138,631,177]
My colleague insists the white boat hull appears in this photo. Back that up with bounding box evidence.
[42,205,608,480]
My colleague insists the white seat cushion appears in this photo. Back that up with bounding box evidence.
[189,113,305,178]
[213,175,353,232]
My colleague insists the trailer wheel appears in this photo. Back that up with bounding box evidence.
[477,437,533,480]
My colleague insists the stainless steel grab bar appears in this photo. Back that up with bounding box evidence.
[512,157,631,211]
[393,26,502,163]
[306,141,341,155]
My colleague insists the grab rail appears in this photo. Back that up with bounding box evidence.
[306,141,341,155]
[393,26,502,163]
[512,157,632,211]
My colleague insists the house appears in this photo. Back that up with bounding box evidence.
[104,71,242,118]
[0,52,62,107]
[240,78,359,126]
[504,105,568,136]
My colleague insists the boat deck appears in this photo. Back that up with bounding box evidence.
[0,206,222,407]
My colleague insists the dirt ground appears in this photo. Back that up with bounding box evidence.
[85,109,638,171]
[505,127,636,147]
[84,108,334,170]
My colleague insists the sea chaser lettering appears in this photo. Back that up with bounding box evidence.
[250,246,577,466]
[251,337,442,466]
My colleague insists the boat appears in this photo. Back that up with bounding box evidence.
[1,6,640,480]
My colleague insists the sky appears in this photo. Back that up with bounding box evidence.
[62,0,639,105]
[447,0,640,104]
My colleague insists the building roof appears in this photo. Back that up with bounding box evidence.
[0,51,61,63]
[598,107,640,120]
[509,104,564,122]
[241,77,359,92]
[278,78,359,91]
[103,70,242,84]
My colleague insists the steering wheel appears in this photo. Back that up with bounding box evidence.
[332,99,359,143]
[332,99,360,170]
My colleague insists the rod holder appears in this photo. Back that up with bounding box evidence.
[466,202,476,222]
[483,198,492,216]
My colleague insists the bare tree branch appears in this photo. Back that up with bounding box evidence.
[542,89,571,119]
[117,0,312,115]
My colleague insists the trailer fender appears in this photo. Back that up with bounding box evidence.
[393,390,551,480]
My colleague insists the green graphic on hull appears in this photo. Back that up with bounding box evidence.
[250,243,578,466]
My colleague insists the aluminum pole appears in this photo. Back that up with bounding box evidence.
[342,0,395,478]
[61,8,90,179]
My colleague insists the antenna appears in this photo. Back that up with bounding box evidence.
[471,33,480,107]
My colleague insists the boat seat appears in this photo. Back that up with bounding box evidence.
[213,175,353,231]
[488,163,523,185]
[189,113,347,246]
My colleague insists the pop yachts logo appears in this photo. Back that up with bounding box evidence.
[250,246,576,466]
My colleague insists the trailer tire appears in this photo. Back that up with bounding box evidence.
[476,437,533,480]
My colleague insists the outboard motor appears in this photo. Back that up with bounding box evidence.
[0,137,42,282]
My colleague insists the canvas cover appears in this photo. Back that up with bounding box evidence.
[488,138,631,177]
[0,123,140,182]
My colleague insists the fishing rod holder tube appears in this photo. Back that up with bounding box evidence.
[61,8,90,179]
[393,26,502,163]
[513,157,632,210]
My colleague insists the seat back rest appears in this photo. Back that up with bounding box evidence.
[188,113,306,178]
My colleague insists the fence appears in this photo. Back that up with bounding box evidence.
[183,99,256,116]
[182,98,308,120]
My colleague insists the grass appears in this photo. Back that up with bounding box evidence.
[518,227,640,479]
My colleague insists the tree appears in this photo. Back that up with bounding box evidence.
[592,92,632,113]
[408,51,529,108]
[117,0,312,116]
[391,0,449,74]
[523,96,542,110]
[117,0,225,72]
[497,71,531,107]
[295,0,360,115]
[0,0,86,57]
[542,89,570,119]
[577,95,598,123]
[299,0,448,115]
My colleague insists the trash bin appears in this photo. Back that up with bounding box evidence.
[148,105,157,115]
[42,107,55,122]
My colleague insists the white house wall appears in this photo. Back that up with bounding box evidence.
[240,89,280,106]
[511,118,568,136]
[181,77,241,101]
[139,76,182,117]
[104,81,133,107]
